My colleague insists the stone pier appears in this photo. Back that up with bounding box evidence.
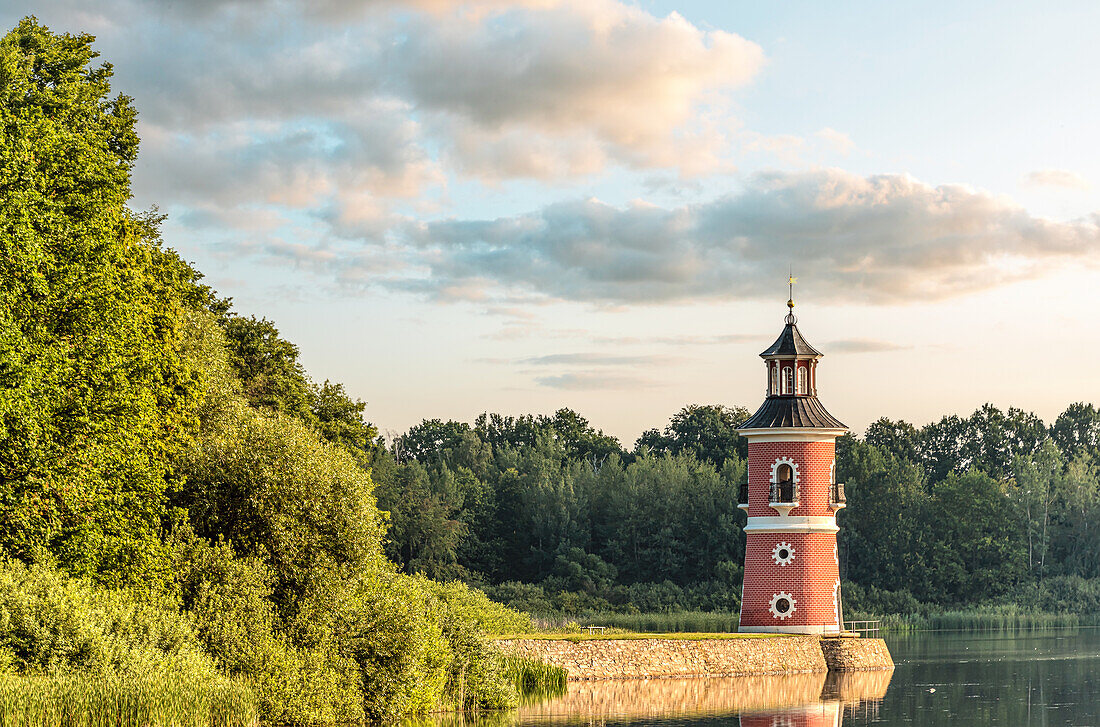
[497,635,892,680]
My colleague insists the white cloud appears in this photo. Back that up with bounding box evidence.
[393,0,763,176]
[534,372,656,390]
[814,128,856,156]
[1023,169,1092,190]
[399,169,1100,304]
[826,339,908,353]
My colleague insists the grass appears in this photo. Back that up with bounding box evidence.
[531,610,743,634]
[0,674,258,727]
[499,655,567,702]
[852,607,1097,633]
[494,631,783,641]
[528,606,1100,637]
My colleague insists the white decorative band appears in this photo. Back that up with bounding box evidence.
[743,516,839,534]
[737,624,843,635]
[736,428,847,442]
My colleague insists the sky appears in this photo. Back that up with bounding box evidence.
[6,0,1099,445]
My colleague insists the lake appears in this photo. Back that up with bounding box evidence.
[414,629,1100,726]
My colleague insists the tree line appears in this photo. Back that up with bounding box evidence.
[373,402,1100,617]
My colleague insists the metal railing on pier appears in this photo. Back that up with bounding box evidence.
[843,620,881,638]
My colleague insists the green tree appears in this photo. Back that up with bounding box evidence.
[836,438,927,594]
[634,404,750,467]
[310,379,377,452]
[1051,402,1100,461]
[921,470,1027,603]
[221,315,313,420]
[0,19,207,584]
[864,417,920,463]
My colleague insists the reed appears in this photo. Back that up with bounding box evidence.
[564,611,741,634]
[499,655,567,701]
[0,674,258,727]
[846,606,1100,632]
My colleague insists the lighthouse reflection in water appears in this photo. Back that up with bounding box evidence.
[512,669,892,726]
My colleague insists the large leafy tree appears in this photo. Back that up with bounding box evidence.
[0,19,207,583]
[635,404,750,467]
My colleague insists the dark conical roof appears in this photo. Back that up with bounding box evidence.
[760,319,823,358]
[738,396,847,430]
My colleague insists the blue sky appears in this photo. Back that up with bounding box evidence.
[8,0,1099,444]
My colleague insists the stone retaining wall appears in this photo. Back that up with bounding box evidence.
[498,637,827,680]
[819,637,894,671]
[498,636,892,680]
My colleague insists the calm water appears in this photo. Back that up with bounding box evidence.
[415,630,1100,727]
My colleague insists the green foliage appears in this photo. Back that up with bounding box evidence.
[0,674,257,727]
[425,579,532,635]
[220,315,313,420]
[635,404,750,467]
[499,655,567,700]
[311,379,377,452]
[0,16,537,725]
[174,400,386,612]
[0,19,208,586]
[0,560,216,679]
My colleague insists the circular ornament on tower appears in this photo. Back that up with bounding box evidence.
[769,592,796,620]
[772,541,795,566]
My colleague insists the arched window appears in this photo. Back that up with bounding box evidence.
[782,366,793,395]
[776,464,793,483]
[770,365,778,395]
[797,367,807,394]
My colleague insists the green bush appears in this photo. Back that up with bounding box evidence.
[168,527,363,724]
[0,560,216,680]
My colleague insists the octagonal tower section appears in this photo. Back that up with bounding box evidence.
[736,300,848,634]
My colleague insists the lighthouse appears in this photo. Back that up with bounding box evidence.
[736,285,848,634]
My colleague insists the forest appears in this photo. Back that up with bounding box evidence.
[374,402,1100,621]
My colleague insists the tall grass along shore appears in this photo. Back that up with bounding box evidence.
[0,675,258,727]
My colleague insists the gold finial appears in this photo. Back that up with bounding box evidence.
[786,270,797,323]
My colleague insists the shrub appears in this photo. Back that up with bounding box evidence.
[0,560,217,680]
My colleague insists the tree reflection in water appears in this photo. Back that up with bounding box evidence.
[511,668,893,726]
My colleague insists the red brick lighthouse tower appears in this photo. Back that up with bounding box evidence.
[736,283,848,634]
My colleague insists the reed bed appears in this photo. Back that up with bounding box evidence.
[531,611,740,634]
[0,675,258,727]
[499,655,567,701]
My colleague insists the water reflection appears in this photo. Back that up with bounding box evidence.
[408,630,1100,727]
[405,670,892,727]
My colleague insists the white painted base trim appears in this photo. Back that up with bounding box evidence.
[744,515,838,534]
[738,624,843,635]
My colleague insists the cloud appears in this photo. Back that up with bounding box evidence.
[395,0,764,176]
[15,0,769,241]
[588,333,760,345]
[825,339,909,353]
[534,372,655,390]
[814,128,856,156]
[405,168,1100,304]
[1023,169,1092,190]
[522,353,674,366]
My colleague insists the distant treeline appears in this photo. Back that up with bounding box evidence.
[373,401,1100,617]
